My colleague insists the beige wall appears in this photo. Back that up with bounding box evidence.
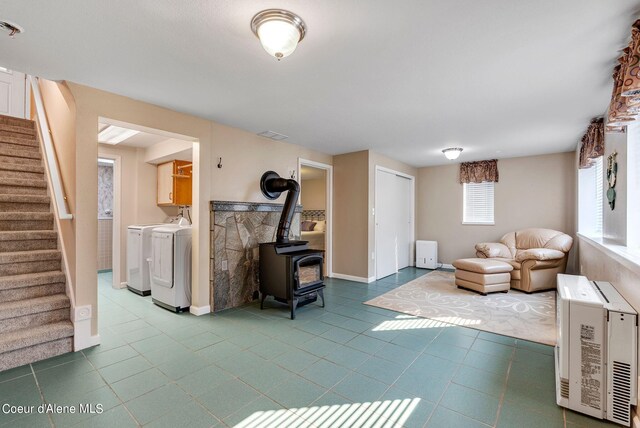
[38,80,77,292]
[333,151,369,278]
[209,122,332,204]
[368,151,418,279]
[417,152,576,265]
[301,178,326,210]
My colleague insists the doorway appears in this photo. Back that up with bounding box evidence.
[298,159,333,277]
[375,167,414,280]
[97,158,115,282]
[96,119,197,295]
[0,66,27,119]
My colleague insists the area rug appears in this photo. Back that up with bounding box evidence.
[364,270,556,345]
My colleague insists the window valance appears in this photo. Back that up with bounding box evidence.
[579,118,604,169]
[459,160,499,184]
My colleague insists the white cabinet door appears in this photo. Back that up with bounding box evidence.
[0,67,25,119]
[157,162,174,205]
[376,170,398,279]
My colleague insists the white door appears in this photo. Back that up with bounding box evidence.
[376,170,399,279]
[376,169,413,279]
[396,175,412,269]
[0,67,26,119]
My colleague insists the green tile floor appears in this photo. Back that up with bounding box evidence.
[0,268,618,427]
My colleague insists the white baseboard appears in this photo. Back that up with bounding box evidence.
[119,282,128,289]
[72,304,100,351]
[75,333,101,351]
[441,263,454,270]
[331,273,376,283]
[190,305,211,316]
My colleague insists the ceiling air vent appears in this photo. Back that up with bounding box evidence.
[257,130,288,141]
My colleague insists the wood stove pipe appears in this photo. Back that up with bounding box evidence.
[260,171,300,243]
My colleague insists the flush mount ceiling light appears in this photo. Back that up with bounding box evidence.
[442,147,463,160]
[98,125,140,145]
[251,9,306,60]
[0,20,23,38]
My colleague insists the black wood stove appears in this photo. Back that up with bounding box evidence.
[258,171,325,319]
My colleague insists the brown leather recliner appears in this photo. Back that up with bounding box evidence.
[474,228,573,293]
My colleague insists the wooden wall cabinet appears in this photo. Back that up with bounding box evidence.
[157,160,192,206]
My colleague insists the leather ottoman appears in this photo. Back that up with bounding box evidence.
[452,258,513,295]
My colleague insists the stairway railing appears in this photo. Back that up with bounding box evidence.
[28,76,72,220]
[28,75,75,312]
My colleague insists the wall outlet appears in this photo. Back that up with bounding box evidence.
[221,260,228,271]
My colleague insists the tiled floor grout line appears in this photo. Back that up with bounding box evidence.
[29,363,55,428]
[491,347,515,428]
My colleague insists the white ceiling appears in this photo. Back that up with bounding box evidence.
[1,1,638,166]
[98,123,170,148]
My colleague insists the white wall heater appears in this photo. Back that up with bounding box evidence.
[556,274,637,426]
[416,240,437,269]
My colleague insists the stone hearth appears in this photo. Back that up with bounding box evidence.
[210,201,301,312]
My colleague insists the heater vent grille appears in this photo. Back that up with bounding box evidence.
[610,360,631,424]
[560,378,569,399]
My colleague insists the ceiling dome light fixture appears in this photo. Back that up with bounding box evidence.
[442,147,463,160]
[251,9,306,60]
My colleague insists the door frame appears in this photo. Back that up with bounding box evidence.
[297,158,333,277]
[97,153,123,290]
[374,165,416,279]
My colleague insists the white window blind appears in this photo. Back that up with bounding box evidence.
[594,156,603,236]
[463,182,495,224]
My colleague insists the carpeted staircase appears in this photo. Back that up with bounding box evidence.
[0,114,73,372]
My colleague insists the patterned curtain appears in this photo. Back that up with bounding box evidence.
[578,118,604,169]
[459,160,499,184]
[607,20,640,127]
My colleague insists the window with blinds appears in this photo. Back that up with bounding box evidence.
[463,182,495,224]
[594,156,603,235]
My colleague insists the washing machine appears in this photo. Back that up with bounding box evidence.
[126,224,164,296]
[148,221,192,312]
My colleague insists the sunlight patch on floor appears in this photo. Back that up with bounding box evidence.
[234,398,421,428]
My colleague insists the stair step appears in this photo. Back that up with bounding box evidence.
[0,282,65,304]
[0,194,50,213]
[0,294,69,322]
[0,135,39,150]
[0,161,44,177]
[0,230,57,252]
[0,308,69,334]
[0,146,41,160]
[0,212,53,231]
[0,124,37,137]
[0,249,61,275]
[0,336,72,372]
[0,266,66,305]
[0,270,66,291]
[0,178,48,196]
[0,321,73,357]
[0,116,35,130]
